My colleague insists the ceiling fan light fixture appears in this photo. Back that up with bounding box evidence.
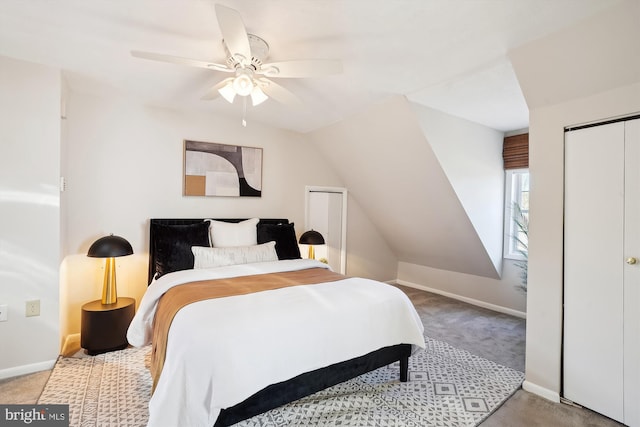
[250,86,268,106]
[232,71,254,96]
[218,83,236,103]
[132,5,343,111]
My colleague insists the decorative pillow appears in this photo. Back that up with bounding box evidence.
[257,222,301,260]
[191,241,278,269]
[152,221,211,279]
[207,218,259,247]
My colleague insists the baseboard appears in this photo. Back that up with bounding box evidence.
[522,380,560,403]
[0,359,57,380]
[396,279,527,319]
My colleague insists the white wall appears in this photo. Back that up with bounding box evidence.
[59,88,383,349]
[344,195,398,281]
[0,56,61,377]
[523,83,640,400]
[309,95,500,280]
[400,104,525,315]
[410,103,505,275]
[397,260,526,317]
[62,91,340,255]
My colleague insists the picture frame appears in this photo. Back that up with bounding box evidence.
[183,140,262,197]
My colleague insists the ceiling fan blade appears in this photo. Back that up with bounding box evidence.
[131,50,231,73]
[258,60,343,78]
[201,78,234,100]
[257,78,302,106]
[214,4,252,65]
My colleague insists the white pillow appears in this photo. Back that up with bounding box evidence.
[206,218,259,247]
[192,241,278,269]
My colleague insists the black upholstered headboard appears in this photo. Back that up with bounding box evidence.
[148,218,289,284]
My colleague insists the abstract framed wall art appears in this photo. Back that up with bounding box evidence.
[184,140,262,197]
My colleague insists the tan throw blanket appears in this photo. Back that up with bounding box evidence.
[151,267,346,390]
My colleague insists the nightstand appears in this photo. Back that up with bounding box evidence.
[81,297,135,355]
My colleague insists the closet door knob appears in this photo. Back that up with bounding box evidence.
[626,257,637,265]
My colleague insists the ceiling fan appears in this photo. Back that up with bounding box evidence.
[131,4,342,108]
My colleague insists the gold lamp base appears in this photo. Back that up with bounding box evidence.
[308,245,315,260]
[101,257,118,305]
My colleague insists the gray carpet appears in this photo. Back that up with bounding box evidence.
[38,335,523,427]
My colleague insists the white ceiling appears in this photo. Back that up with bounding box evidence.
[0,0,622,133]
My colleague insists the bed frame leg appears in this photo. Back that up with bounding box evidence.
[400,355,408,382]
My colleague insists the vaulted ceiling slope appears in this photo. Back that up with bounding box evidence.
[309,95,502,279]
[509,0,640,111]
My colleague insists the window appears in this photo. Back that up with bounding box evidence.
[504,168,529,260]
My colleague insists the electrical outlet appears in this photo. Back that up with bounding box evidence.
[26,300,40,317]
[0,304,7,321]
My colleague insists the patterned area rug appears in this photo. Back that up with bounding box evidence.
[38,345,152,426]
[38,336,523,427]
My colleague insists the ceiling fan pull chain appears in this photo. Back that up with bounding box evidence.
[242,96,247,127]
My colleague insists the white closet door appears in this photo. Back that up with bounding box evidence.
[624,119,640,427]
[563,122,625,422]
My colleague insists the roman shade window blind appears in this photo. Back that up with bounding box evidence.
[503,134,529,169]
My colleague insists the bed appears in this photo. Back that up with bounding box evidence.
[127,218,425,427]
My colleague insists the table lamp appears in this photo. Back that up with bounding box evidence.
[87,234,133,305]
[299,230,325,260]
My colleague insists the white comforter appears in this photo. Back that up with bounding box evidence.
[127,259,425,427]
